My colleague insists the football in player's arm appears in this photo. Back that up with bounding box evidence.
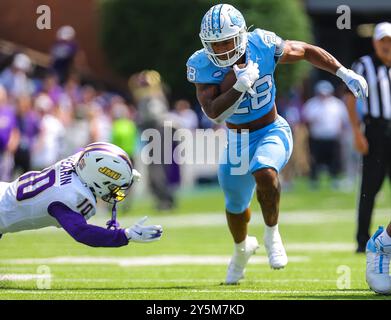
[0,142,163,247]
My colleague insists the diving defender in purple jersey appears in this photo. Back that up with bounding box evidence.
[0,142,163,247]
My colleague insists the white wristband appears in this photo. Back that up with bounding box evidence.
[336,66,349,83]
[233,80,248,93]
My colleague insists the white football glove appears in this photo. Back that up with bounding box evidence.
[233,60,259,95]
[336,66,368,99]
[132,169,141,182]
[125,216,163,243]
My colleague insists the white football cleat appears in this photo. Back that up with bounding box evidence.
[366,226,391,295]
[225,236,259,285]
[264,230,288,269]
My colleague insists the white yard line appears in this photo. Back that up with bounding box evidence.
[56,278,360,283]
[0,255,309,267]
[286,242,355,251]
[0,277,361,284]
[0,274,51,281]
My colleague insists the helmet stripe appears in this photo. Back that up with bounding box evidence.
[217,4,223,33]
[210,4,224,35]
[85,142,128,157]
[84,145,130,161]
[83,145,133,172]
[212,5,218,34]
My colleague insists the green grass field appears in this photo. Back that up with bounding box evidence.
[1,178,391,300]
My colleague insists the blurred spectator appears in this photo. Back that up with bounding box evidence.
[169,99,199,130]
[90,103,112,143]
[0,85,20,181]
[167,99,199,189]
[89,89,112,143]
[110,98,138,211]
[130,71,170,130]
[31,94,65,169]
[339,97,360,192]
[58,72,82,127]
[14,95,40,174]
[63,72,82,106]
[110,96,138,161]
[302,80,348,188]
[0,53,34,100]
[50,26,88,83]
[63,85,97,155]
[41,72,63,105]
[129,70,176,211]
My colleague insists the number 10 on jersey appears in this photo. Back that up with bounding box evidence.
[16,169,56,201]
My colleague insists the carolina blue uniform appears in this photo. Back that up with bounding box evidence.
[187,29,293,213]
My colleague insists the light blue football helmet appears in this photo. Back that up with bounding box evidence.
[199,4,248,67]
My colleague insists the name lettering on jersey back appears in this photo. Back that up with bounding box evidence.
[59,160,74,185]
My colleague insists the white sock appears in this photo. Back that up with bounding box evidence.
[379,229,391,246]
[264,224,280,242]
[234,236,248,254]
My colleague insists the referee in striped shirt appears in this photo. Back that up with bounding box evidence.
[345,22,391,253]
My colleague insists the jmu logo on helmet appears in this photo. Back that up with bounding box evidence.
[98,167,121,180]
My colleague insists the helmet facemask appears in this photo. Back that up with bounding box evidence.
[201,29,248,67]
[101,180,134,204]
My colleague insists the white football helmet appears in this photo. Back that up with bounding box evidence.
[75,142,137,204]
[199,4,248,67]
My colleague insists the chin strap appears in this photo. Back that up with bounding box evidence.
[106,201,120,230]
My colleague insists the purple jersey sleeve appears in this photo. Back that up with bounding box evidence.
[48,201,129,248]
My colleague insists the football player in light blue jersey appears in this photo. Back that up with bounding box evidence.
[187,4,368,284]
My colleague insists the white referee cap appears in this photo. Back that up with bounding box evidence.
[315,80,334,96]
[56,25,75,41]
[12,53,31,72]
[373,22,391,40]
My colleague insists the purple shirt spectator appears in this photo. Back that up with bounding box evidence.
[50,40,78,83]
[47,84,64,105]
[17,110,40,149]
[0,105,17,152]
